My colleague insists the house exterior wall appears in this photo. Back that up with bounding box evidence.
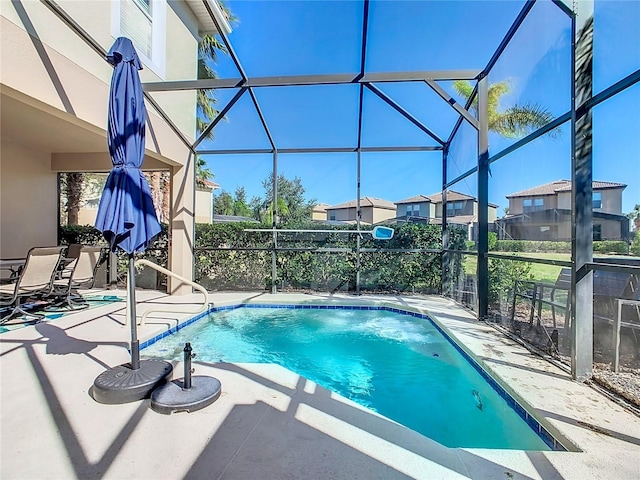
[488,206,497,222]
[195,188,212,223]
[370,207,396,224]
[312,210,327,221]
[599,188,623,214]
[395,202,430,219]
[0,140,58,258]
[557,191,571,210]
[328,207,356,222]
[0,0,204,293]
[509,194,558,215]
[596,218,625,239]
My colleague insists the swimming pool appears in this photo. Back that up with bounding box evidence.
[142,304,564,450]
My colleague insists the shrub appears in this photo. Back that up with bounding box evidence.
[487,258,533,305]
[630,231,640,256]
[494,240,571,253]
[593,240,628,255]
[488,232,497,251]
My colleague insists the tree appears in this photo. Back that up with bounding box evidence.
[61,173,84,225]
[233,186,251,217]
[626,204,640,232]
[195,156,214,188]
[60,173,107,225]
[452,80,557,139]
[212,187,252,217]
[213,190,234,215]
[196,2,239,139]
[260,174,316,227]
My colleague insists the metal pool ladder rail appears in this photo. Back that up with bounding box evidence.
[131,259,209,326]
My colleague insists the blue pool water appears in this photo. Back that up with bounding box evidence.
[143,306,556,450]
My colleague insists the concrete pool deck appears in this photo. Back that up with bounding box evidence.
[1,290,639,479]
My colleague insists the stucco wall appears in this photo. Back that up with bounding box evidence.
[0,140,58,258]
[371,208,396,224]
[1,0,198,145]
[195,188,212,223]
[599,189,623,214]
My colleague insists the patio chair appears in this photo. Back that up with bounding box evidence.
[0,246,65,324]
[59,243,83,278]
[47,246,105,311]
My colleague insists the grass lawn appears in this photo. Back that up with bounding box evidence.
[462,252,570,283]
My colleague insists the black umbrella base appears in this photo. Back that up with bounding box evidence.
[150,376,222,414]
[92,360,173,404]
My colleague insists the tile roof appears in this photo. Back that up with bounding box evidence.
[200,179,220,189]
[395,194,432,205]
[395,191,497,208]
[327,197,396,210]
[312,203,331,212]
[426,190,475,203]
[506,180,626,198]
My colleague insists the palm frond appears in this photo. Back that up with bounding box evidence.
[452,80,474,102]
[218,0,239,26]
[492,103,558,139]
[199,34,227,62]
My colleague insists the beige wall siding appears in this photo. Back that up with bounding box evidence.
[558,191,571,210]
[195,188,212,223]
[371,208,396,224]
[1,1,200,291]
[599,189,623,214]
[488,206,497,222]
[596,219,624,239]
[0,140,58,258]
[329,207,356,222]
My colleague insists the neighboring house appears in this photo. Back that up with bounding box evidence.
[325,197,397,225]
[0,0,231,294]
[394,195,434,221]
[497,180,629,241]
[195,179,220,223]
[312,203,331,221]
[394,191,498,241]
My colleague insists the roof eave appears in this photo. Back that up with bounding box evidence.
[186,0,233,36]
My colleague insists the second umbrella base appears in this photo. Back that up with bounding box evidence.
[150,376,222,414]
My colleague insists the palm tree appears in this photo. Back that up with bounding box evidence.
[195,156,214,187]
[452,80,558,138]
[61,173,84,225]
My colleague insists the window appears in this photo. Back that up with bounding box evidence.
[523,197,544,213]
[112,0,166,77]
[405,204,421,217]
[593,192,602,209]
[446,201,463,216]
[593,224,602,241]
[329,213,336,221]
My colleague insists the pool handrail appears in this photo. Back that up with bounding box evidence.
[134,259,209,326]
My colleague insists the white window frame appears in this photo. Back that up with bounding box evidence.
[111,0,166,78]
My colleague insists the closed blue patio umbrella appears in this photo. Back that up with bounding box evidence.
[92,37,172,404]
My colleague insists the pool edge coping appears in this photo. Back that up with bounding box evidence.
[139,297,575,452]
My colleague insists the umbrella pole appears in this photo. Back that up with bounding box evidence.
[128,254,140,370]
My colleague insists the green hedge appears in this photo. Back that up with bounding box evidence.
[61,222,468,294]
[592,240,629,255]
[494,240,572,253]
[494,239,628,255]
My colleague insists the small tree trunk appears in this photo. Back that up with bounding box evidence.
[65,172,84,225]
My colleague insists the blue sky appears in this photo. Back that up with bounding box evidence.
[196,0,639,215]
